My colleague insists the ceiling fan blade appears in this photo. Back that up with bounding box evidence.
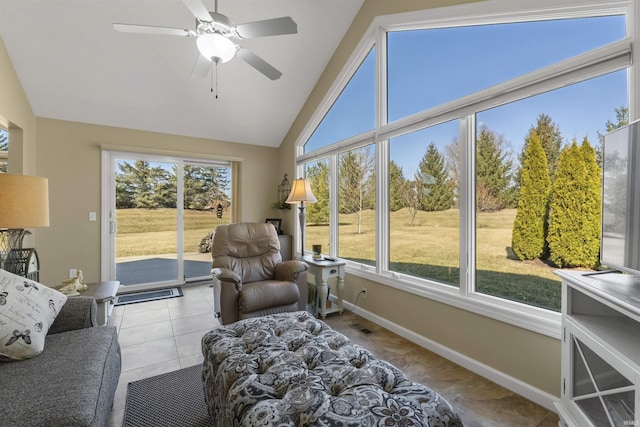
[235,17,297,39]
[236,47,282,80]
[182,0,212,22]
[191,54,211,79]
[113,23,194,37]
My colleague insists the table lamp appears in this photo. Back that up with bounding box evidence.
[285,178,316,257]
[0,173,49,275]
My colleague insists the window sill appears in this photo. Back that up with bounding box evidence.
[346,264,562,339]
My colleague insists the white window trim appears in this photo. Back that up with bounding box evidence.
[294,0,637,339]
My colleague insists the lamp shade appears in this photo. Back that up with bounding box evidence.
[285,178,317,204]
[197,33,236,63]
[0,173,49,228]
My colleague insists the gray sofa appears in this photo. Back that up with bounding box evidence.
[0,296,121,427]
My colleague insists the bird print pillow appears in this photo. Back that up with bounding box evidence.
[0,268,67,361]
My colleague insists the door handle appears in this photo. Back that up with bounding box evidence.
[109,220,117,234]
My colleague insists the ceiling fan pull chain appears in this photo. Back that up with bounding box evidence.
[210,62,219,99]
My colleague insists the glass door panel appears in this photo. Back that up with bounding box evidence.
[114,159,179,288]
[183,162,232,283]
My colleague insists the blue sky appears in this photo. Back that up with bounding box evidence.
[306,14,628,176]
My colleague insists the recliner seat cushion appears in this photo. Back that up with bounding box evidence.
[240,281,299,313]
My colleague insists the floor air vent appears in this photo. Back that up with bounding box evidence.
[114,287,183,306]
[351,323,374,335]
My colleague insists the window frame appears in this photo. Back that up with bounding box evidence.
[293,0,637,338]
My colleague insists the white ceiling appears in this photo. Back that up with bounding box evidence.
[0,0,363,147]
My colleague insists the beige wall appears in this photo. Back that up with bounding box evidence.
[35,118,280,284]
[0,37,38,255]
[278,0,561,398]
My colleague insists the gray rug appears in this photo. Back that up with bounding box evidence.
[123,365,212,427]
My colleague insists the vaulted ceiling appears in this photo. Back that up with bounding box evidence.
[0,0,363,147]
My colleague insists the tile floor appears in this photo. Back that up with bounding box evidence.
[107,284,219,426]
[107,283,559,426]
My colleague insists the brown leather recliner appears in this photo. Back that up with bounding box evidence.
[211,222,308,325]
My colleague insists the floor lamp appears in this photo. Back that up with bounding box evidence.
[0,174,50,275]
[285,178,316,257]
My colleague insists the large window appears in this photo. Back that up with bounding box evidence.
[389,121,460,286]
[296,0,634,334]
[338,144,376,265]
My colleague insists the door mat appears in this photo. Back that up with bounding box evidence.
[114,287,183,306]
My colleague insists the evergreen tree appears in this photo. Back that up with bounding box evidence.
[533,114,563,179]
[580,137,602,268]
[389,160,405,212]
[183,165,230,210]
[115,160,175,209]
[605,105,629,132]
[547,141,599,268]
[418,143,455,211]
[306,161,330,224]
[475,126,515,211]
[511,131,550,260]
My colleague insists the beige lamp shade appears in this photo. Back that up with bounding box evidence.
[0,173,50,228]
[285,178,317,204]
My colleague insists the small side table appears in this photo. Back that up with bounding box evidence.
[302,255,345,319]
[79,281,120,326]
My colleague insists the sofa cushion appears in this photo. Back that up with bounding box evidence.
[0,325,121,427]
[0,268,67,361]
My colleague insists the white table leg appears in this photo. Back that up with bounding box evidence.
[318,277,328,319]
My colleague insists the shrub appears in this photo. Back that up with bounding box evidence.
[512,132,550,260]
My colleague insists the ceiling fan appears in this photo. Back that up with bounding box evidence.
[113,0,297,80]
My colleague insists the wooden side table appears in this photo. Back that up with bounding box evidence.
[79,281,120,326]
[302,255,345,319]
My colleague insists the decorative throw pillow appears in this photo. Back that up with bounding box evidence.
[0,268,67,361]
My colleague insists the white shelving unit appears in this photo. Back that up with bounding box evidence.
[555,270,640,427]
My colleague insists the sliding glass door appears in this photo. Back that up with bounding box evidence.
[182,161,232,283]
[102,151,232,292]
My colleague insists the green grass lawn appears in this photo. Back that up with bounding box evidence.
[117,207,564,311]
[116,208,228,257]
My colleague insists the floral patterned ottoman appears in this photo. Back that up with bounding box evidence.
[201,311,462,426]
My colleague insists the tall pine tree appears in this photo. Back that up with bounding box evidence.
[512,131,551,260]
[547,141,598,268]
[418,143,455,211]
[306,161,330,224]
[475,126,514,211]
[389,160,405,212]
[580,137,602,268]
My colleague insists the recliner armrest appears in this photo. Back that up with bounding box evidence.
[213,268,242,288]
[274,260,308,282]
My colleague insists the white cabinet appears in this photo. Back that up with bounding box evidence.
[555,270,640,427]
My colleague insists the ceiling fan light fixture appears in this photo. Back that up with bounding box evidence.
[197,33,236,63]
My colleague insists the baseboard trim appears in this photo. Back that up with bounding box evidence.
[339,299,558,412]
